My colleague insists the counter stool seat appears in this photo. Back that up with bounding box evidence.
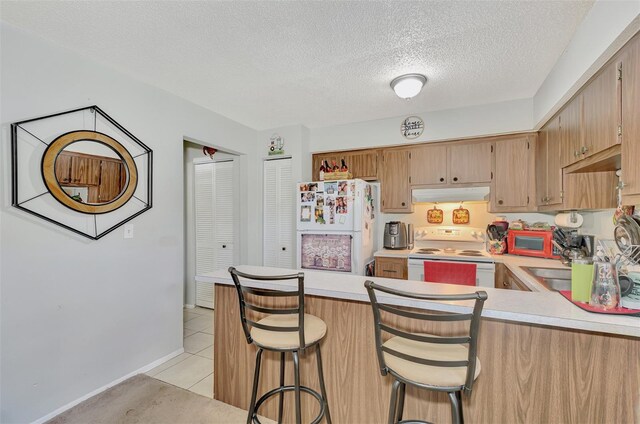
[251,314,327,349]
[383,334,481,387]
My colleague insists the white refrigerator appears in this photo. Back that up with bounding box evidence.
[296,179,377,275]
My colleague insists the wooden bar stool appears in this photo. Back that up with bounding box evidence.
[229,267,332,424]
[364,281,487,424]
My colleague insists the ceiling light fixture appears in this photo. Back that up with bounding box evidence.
[390,73,427,100]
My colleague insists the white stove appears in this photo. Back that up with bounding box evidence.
[407,226,495,288]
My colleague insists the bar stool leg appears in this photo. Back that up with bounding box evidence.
[395,382,406,423]
[455,390,464,424]
[448,391,464,424]
[292,350,302,424]
[388,379,400,424]
[278,352,285,424]
[315,344,332,424]
[247,349,263,424]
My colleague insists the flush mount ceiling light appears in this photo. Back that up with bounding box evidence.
[390,73,427,100]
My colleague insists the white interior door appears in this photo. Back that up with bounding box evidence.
[263,158,294,268]
[194,160,237,308]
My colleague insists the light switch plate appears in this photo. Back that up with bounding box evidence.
[124,223,134,239]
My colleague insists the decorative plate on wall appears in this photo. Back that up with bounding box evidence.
[401,116,424,139]
[11,105,153,239]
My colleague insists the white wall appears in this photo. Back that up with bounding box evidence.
[533,1,640,126]
[310,98,533,152]
[0,23,257,423]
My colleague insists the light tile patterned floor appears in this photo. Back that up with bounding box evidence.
[146,306,214,398]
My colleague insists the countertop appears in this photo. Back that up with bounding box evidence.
[197,265,640,338]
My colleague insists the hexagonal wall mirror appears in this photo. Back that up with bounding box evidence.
[11,105,152,239]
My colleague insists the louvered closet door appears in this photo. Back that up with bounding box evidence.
[213,161,235,269]
[263,158,294,268]
[195,163,215,275]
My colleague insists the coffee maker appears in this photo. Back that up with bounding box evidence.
[384,221,412,250]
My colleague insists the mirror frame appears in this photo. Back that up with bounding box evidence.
[42,130,138,214]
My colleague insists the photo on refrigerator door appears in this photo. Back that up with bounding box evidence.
[301,205,312,222]
[316,194,324,208]
[324,182,337,195]
[300,234,352,272]
[301,192,315,202]
[338,181,348,195]
[315,207,325,224]
[336,196,348,214]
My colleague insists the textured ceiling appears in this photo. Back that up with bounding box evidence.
[0,1,593,130]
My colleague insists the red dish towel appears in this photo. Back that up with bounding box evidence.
[424,261,477,286]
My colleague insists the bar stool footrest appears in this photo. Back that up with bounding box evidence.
[398,421,432,424]
[251,384,327,424]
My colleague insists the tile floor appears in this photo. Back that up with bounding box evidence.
[146,306,215,398]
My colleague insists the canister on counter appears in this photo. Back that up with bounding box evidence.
[571,258,593,302]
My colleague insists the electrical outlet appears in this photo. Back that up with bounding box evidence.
[124,224,134,239]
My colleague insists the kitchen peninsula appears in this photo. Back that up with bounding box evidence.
[198,266,640,424]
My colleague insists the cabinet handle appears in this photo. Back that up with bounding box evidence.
[453,177,458,182]
[383,269,398,273]
[401,202,406,206]
[503,281,509,287]
[222,245,227,248]
[581,146,588,155]
[574,150,579,157]
[498,200,504,205]
[282,247,286,251]
[439,177,445,182]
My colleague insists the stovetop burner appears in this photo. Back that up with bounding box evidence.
[460,250,482,254]
[458,252,484,257]
[417,248,441,253]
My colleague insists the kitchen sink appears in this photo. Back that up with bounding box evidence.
[522,267,572,291]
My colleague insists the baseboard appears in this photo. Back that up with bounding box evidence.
[184,304,195,309]
[31,347,185,424]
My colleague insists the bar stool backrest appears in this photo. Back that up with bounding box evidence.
[229,267,306,350]
[364,280,487,393]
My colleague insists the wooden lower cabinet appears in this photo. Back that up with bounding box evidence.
[374,256,408,280]
[494,263,531,291]
[215,284,639,424]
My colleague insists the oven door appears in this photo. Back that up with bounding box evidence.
[408,258,495,288]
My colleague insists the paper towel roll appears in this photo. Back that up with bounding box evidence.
[555,212,584,228]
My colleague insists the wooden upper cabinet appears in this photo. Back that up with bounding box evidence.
[537,116,563,208]
[536,124,549,207]
[581,60,621,158]
[409,144,448,185]
[311,149,378,181]
[381,149,412,212]
[54,152,72,184]
[98,161,123,203]
[448,142,493,184]
[560,94,583,166]
[70,155,100,185]
[621,34,640,204]
[491,135,534,211]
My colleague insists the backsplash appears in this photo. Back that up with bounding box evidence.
[377,202,621,250]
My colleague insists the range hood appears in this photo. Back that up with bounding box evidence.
[411,186,490,203]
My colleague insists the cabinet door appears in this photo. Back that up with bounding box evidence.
[374,257,407,280]
[409,144,448,185]
[98,161,122,203]
[70,155,100,185]
[560,94,583,166]
[546,117,563,206]
[621,35,640,203]
[582,61,621,158]
[448,142,492,184]
[263,158,294,268]
[343,150,378,180]
[213,161,236,270]
[381,150,412,212]
[535,125,549,207]
[55,152,72,184]
[493,136,530,208]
